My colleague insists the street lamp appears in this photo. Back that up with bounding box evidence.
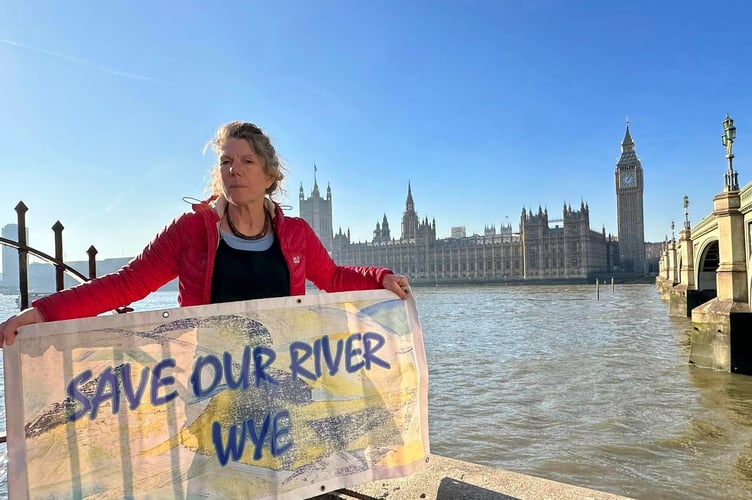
[722,114,739,191]
[683,195,690,230]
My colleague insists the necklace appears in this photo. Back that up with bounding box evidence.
[225,206,270,240]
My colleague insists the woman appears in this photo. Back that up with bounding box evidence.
[1,121,409,347]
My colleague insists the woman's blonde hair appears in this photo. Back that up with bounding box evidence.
[206,121,286,198]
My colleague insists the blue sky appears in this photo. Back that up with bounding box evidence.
[2,0,751,266]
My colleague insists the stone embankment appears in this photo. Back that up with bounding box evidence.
[317,454,632,500]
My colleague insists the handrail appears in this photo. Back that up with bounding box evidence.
[0,236,89,283]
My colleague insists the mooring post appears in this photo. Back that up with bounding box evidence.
[611,276,615,292]
[595,279,600,301]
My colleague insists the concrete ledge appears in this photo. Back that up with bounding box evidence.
[319,454,632,500]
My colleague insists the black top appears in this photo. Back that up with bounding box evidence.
[210,235,291,303]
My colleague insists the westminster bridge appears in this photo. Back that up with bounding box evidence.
[656,115,752,375]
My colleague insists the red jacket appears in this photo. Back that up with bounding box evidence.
[34,197,393,321]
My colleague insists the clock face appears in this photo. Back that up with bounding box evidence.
[621,173,635,187]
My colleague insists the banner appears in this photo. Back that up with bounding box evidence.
[3,290,429,499]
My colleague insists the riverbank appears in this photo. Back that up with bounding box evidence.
[409,272,656,287]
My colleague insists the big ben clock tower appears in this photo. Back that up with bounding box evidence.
[615,121,646,272]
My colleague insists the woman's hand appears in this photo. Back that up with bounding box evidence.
[0,307,44,348]
[382,274,410,299]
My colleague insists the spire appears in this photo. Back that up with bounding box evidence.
[621,118,635,154]
[311,163,320,197]
[401,181,418,241]
[622,126,633,145]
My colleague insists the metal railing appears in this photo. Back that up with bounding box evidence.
[1,201,100,309]
[0,201,104,445]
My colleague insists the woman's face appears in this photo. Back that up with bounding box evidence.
[219,137,274,206]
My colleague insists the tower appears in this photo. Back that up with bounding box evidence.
[400,182,419,242]
[299,165,334,252]
[615,121,646,272]
[373,214,391,243]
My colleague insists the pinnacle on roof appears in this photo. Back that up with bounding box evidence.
[620,118,636,156]
[622,124,634,146]
[311,163,320,196]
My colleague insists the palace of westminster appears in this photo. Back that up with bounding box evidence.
[0,124,658,292]
[300,124,656,284]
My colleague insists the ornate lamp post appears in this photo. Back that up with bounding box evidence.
[671,221,675,242]
[683,195,690,230]
[722,114,739,191]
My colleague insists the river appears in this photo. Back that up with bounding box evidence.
[1,284,752,499]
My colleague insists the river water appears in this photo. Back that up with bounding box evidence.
[1,284,752,499]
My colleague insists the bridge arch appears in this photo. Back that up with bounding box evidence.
[696,240,719,291]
